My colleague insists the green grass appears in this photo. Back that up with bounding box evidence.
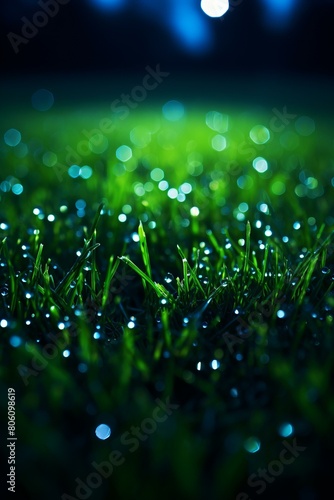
[1,103,334,499]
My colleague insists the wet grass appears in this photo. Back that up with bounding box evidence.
[1,104,334,499]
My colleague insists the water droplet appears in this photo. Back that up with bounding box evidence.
[322,267,330,275]
[164,273,174,284]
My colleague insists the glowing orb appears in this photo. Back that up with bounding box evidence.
[201,0,229,18]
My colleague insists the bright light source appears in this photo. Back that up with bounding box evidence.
[201,0,229,18]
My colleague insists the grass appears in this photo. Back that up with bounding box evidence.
[1,102,334,499]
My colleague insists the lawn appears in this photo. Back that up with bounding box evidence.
[1,92,334,499]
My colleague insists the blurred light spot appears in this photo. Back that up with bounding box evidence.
[116,145,132,162]
[249,125,270,144]
[10,336,22,347]
[238,202,249,213]
[295,116,315,136]
[187,161,203,176]
[230,388,238,398]
[151,168,164,182]
[237,175,254,190]
[262,0,298,27]
[75,199,86,210]
[93,332,101,339]
[1,319,8,328]
[167,188,178,199]
[158,180,169,191]
[305,177,318,189]
[201,0,229,18]
[127,321,135,329]
[12,184,23,195]
[206,111,228,132]
[134,183,145,196]
[211,359,220,370]
[1,181,11,193]
[293,221,301,230]
[212,134,226,151]
[259,203,269,214]
[43,151,57,167]
[63,349,71,358]
[170,1,211,52]
[295,184,308,197]
[68,165,81,178]
[162,100,185,121]
[177,193,186,202]
[32,89,54,111]
[81,165,93,179]
[47,214,55,222]
[190,206,200,216]
[271,180,286,195]
[180,182,192,194]
[95,424,111,440]
[277,310,285,318]
[78,363,88,373]
[122,204,132,214]
[253,157,268,173]
[278,422,294,437]
[118,214,127,222]
[91,0,124,10]
[4,128,21,147]
[244,437,261,453]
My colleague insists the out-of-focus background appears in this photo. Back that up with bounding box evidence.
[1,0,334,76]
[1,0,334,104]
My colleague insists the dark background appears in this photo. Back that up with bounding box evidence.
[1,0,334,78]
